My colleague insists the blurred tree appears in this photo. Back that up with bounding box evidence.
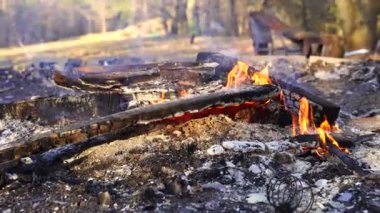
[335,0,379,51]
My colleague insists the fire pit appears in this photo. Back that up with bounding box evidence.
[0,52,379,212]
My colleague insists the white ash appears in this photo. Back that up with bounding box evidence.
[284,160,312,176]
[0,119,49,145]
[201,182,227,192]
[221,141,265,153]
[311,176,356,212]
[265,140,297,152]
[352,135,380,171]
[314,70,341,80]
[246,192,268,204]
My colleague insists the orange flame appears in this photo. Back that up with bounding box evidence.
[226,61,250,88]
[251,66,272,85]
[161,90,166,99]
[293,97,348,155]
[151,89,167,104]
[226,61,272,88]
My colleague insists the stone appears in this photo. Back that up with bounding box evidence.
[206,144,225,156]
[98,191,111,207]
[221,141,265,153]
[335,192,353,202]
[273,152,295,164]
[20,157,33,165]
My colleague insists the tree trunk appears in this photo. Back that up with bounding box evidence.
[335,0,379,52]
[171,0,188,35]
[228,0,239,36]
[1,0,6,12]
[301,0,308,30]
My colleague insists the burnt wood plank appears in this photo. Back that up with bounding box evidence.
[0,93,131,125]
[0,85,280,167]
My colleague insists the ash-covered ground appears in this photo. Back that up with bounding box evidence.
[0,58,379,212]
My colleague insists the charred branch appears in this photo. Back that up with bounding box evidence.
[291,133,375,148]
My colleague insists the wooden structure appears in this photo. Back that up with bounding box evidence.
[249,11,323,57]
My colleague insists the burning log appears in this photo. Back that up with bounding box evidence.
[195,52,340,125]
[0,85,280,171]
[291,133,375,148]
[325,137,370,176]
[275,77,340,125]
[196,52,238,80]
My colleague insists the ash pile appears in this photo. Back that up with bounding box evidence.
[0,53,379,212]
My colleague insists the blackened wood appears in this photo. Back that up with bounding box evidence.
[158,62,217,85]
[53,71,121,91]
[4,124,151,174]
[0,93,131,125]
[291,133,375,148]
[0,85,280,165]
[55,63,160,90]
[195,52,340,125]
[326,138,370,176]
[196,52,237,79]
[275,77,340,125]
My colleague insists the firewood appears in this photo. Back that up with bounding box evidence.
[0,93,131,125]
[0,85,280,168]
[326,137,370,176]
[195,52,340,125]
[291,133,376,148]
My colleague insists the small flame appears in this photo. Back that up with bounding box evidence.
[293,97,348,155]
[161,90,166,99]
[298,97,312,134]
[251,66,272,85]
[226,61,250,88]
[226,61,272,88]
[150,89,167,104]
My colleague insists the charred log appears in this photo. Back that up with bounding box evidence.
[0,85,280,168]
[196,52,238,80]
[0,93,131,125]
[326,137,371,176]
[195,52,340,125]
[291,133,375,148]
[158,62,217,85]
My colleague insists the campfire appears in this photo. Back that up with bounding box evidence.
[0,52,378,212]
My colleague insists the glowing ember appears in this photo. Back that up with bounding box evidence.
[179,89,188,97]
[161,90,166,99]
